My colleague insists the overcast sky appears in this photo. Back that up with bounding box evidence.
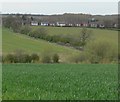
[1,2,118,15]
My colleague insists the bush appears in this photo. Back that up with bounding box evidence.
[29,28,47,39]
[71,53,86,63]
[4,53,32,63]
[13,50,24,63]
[41,55,51,63]
[31,53,39,62]
[4,54,15,63]
[52,54,59,63]
[20,26,31,35]
[70,38,81,47]
[85,40,118,63]
[45,35,54,42]
[51,35,59,42]
[0,56,2,63]
[4,50,34,63]
[13,53,32,63]
[118,53,120,64]
[3,50,40,63]
[21,54,32,63]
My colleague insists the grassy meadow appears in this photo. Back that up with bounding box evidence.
[2,28,80,62]
[2,64,118,100]
[3,27,118,54]
[32,26,118,45]
[2,26,118,63]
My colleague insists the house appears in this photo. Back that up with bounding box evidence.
[76,24,81,27]
[41,22,49,26]
[22,20,31,26]
[49,23,55,26]
[31,21,39,26]
[99,24,105,28]
[89,22,98,28]
[83,23,88,27]
[113,23,118,28]
[68,23,73,26]
[65,23,73,27]
[56,22,66,27]
[63,23,72,27]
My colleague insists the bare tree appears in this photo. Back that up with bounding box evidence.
[80,28,92,47]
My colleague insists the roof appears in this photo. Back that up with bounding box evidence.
[41,22,49,24]
[31,21,38,23]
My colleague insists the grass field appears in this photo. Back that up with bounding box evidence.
[2,28,80,54]
[2,27,118,62]
[2,64,118,100]
[32,26,118,45]
[2,27,118,53]
[2,28,80,62]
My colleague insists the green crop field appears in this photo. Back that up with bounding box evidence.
[2,64,118,100]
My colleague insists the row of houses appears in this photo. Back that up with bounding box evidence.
[29,21,118,28]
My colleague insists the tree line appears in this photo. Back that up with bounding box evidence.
[2,13,118,29]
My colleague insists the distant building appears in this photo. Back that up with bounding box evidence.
[68,23,73,26]
[83,23,88,27]
[90,22,98,28]
[56,22,66,27]
[49,23,55,26]
[31,21,39,26]
[76,24,81,27]
[22,20,30,26]
[99,24,105,28]
[113,23,118,28]
[41,22,49,26]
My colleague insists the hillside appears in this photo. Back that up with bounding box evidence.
[2,27,118,63]
[32,26,118,45]
[2,28,80,62]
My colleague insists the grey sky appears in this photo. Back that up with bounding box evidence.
[2,2,118,15]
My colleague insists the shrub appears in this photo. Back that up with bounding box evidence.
[2,56,5,63]
[45,35,54,42]
[13,50,24,63]
[41,55,51,63]
[20,26,31,35]
[31,53,39,62]
[70,38,81,47]
[52,54,59,63]
[71,53,86,63]
[21,54,32,63]
[3,51,40,63]
[85,40,117,63]
[51,35,60,42]
[4,54,15,63]
[0,56,2,63]
[9,50,32,63]
[118,53,120,64]
[29,28,47,39]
